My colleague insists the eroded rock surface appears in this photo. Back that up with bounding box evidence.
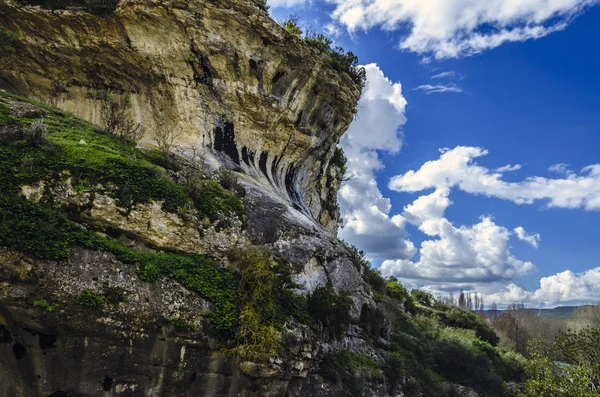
[0,0,360,233]
[0,1,393,396]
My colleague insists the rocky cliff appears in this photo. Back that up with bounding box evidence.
[0,1,388,396]
[0,0,361,233]
[0,3,527,397]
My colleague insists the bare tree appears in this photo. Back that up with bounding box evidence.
[467,293,473,311]
[154,120,181,154]
[490,302,498,319]
[100,91,144,142]
[573,304,600,330]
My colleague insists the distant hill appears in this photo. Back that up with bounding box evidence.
[483,305,592,319]
[531,306,578,319]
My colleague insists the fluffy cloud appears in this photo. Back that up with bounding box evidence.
[327,0,596,59]
[488,268,600,306]
[389,146,600,210]
[338,64,415,260]
[414,84,463,94]
[514,226,541,248]
[381,191,536,290]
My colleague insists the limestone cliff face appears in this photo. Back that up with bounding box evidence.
[0,2,389,397]
[0,0,360,233]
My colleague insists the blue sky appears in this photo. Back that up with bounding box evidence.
[270,0,600,307]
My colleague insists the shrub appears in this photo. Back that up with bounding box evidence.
[385,278,416,314]
[341,241,370,271]
[228,248,283,362]
[24,119,48,146]
[215,167,245,197]
[305,33,366,87]
[364,267,385,293]
[153,120,180,155]
[319,351,383,397]
[281,16,303,36]
[444,307,499,346]
[307,284,353,340]
[359,304,385,340]
[185,178,246,226]
[331,147,347,176]
[412,289,435,307]
[34,299,59,312]
[305,33,333,53]
[99,91,144,142]
[77,289,105,308]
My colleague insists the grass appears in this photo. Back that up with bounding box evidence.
[0,91,240,335]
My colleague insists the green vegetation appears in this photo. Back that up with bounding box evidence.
[24,119,48,146]
[443,306,500,346]
[412,289,435,306]
[186,178,246,227]
[307,284,353,340]
[77,289,105,308]
[228,248,283,362]
[34,299,59,312]
[277,16,366,87]
[519,329,600,396]
[331,146,347,177]
[319,351,383,397]
[0,92,240,334]
[282,20,302,36]
[305,33,366,87]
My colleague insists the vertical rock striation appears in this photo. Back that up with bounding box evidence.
[0,0,361,232]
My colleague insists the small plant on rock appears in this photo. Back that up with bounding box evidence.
[77,288,105,308]
[281,15,303,36]
[215,167,245,197]
[24,119,48,146]
[34,299,59,312]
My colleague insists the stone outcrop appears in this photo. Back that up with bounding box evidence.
[0,1,386,396]
[0,0,361,233]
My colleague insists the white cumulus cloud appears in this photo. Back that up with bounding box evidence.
[380,215,536,290]
[388,146,600,210]
[327,0,597,59]
[338,64,415,260]
[514,226,541,248]
[488,268,600,307]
